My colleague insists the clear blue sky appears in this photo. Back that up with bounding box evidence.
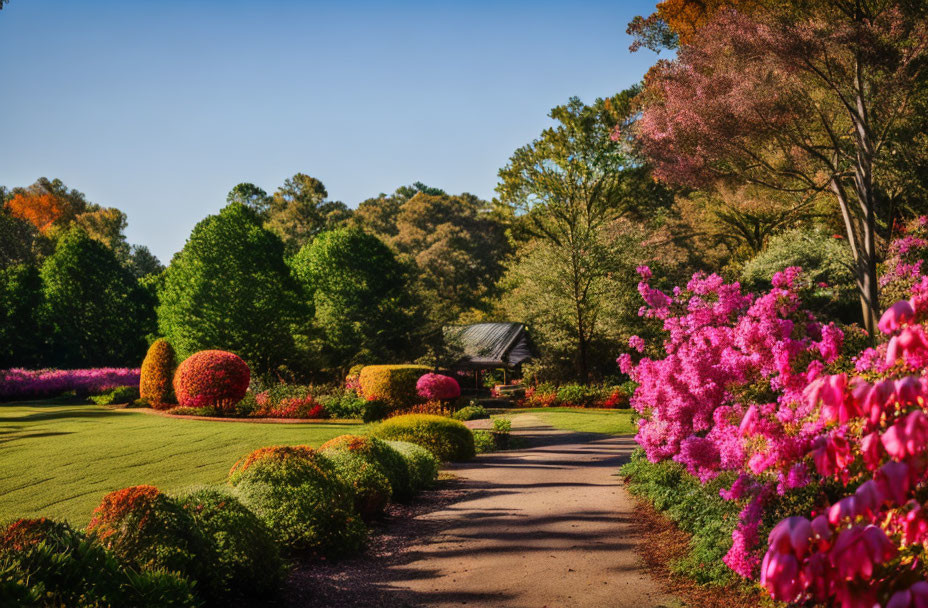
[0,0,658,263]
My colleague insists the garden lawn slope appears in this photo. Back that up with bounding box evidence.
[0,402,365,524]
[514,408,636,435]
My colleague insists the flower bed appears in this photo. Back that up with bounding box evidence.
[0,368,140,401]
[621,256,928,605]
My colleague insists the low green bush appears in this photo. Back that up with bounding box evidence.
[384,441,440,493]
[228,446,366,555]
[452,404,489,421]
[86,486,212,587]
[318,436,393,519]
[89,385,141,406]
[370,414,475,462]
[320,389,367,419]
[0,518,200,607]
[620,449,739,586]
[361,398,391,423]
[177,487,284,598]
[472,430,496,454]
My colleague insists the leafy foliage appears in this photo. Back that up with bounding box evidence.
[227,445,366,554]
[357,365,430,409]
[157,202,302,374]
[319,436,394,519]
[451,404,489,421]
[86,486,211,588]
[382,440,440,494]
[140,339,177,409]
[41,229,155,367]
[172,350,250,412]
[177,486,284,598]
[291,229,419,369]
[370,414,475,462]
[0,264,46,368]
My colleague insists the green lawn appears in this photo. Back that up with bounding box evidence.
[507,408,638,435]
[0,402,365,526]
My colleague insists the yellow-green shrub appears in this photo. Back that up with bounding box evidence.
[370,414,475,462]
[358,365,430,407]
[139,339,176,409]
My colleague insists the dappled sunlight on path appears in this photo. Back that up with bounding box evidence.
[382,415,679,608]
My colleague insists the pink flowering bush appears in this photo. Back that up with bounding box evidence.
[624,252,928,603]
[415,373,461,402]
[0,368,140,400]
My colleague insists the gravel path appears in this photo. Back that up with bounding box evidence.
[278,414,680,608]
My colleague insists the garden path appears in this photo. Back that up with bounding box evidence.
[385,414,680,607]
[281,414,680,608]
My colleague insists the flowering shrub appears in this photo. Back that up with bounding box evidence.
[358,365,430,407]
[177,486,283,598]
[392,400,448,417]
[0,518,199,607]
[227,445,366,554]
[370,414,475,462]
[620,267,847,579]
[86,485,211,586]
[252,391,327,419]
[139,339,176,409]
[520,383,627,408]
[622,257,928,603]
[172,350,250,413]
[880,217,928,307]
[345,364,365,392]
[416,373,461,402]
[0,368,140,401]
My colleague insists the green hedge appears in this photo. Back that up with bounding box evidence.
[370,414,475,462]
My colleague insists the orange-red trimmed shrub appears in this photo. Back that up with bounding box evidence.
[358,365,430,407]
[139,338,176,409]
[1,517,199,606]
[173,349,250,412]
[86,485,211,584]
[228,445,366,554]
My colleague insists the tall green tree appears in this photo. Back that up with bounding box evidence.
[0,264,46,368]
[497,90,672,379]
[291,228,418,370]
[157,202,303,374]
[226,183,272,218]
[41,229,155,367]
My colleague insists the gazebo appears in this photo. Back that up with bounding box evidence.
[444,322,533,388]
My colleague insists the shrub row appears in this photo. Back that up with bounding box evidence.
[1,424,457,606]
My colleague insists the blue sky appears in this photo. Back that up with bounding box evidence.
[0,0,659,263]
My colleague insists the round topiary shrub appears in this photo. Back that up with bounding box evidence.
[370,414,475,462]
[318,436,393,519]
[177,486,283,598]
[228,445,366,554]
[140,338,177,409]
[416,373,461,402]
[0,517,200,608]
[384,440,440,494]
[173,350,250,413]
[86,485,212,586]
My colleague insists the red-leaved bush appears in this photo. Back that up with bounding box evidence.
[172,350,250,412]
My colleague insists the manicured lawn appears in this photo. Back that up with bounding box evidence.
[506,408,638,435]
[0,402,366,525]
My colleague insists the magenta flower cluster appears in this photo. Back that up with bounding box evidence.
[625,253,928,603]
[0,368,141,400]
[622,267,844,577]
[415,373,461,402]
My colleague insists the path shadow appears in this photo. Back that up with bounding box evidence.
[245,425,640,608]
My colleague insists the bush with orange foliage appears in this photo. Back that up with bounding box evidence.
[139,338,176,409]
[172,349,250,412]
[86,485,211,586]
